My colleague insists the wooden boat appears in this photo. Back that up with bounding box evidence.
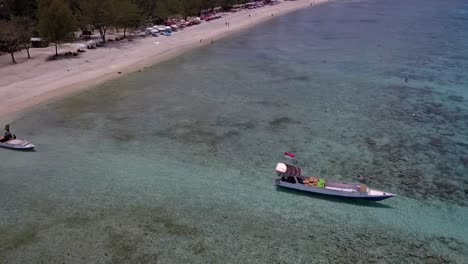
[0,138,35,150]
[274,163,396,201]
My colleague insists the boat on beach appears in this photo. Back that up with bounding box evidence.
[0,138,35,150]
[274,162,396,201]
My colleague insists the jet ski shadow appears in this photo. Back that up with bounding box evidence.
[276,186,394,209]
[5,148,37,152]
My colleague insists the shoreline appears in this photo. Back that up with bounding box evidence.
[0,0,329,122]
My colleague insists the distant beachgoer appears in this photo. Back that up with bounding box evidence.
[249,14,251,17]
[405,76,408,83]
[211,40,213,44]
[200,39,202,43]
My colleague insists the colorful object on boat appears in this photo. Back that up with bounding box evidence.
[317,179,326,188]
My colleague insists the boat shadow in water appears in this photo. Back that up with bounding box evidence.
[276,187,394,209]
[1,148,37,152]
[18,148,36,152]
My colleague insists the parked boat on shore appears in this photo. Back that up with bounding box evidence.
[274,162,396,201]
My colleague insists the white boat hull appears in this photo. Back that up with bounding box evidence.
[275,179,396,201]
[0,139,35,150]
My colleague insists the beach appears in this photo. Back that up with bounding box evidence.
[0,0,327,121]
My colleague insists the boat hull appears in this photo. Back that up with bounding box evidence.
[0,139,35,150]
[275,179,395,201]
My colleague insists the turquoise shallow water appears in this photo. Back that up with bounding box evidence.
[1,0,468,263]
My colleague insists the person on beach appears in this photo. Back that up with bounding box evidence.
[405,76,408,83]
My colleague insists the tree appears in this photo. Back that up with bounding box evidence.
[200,0,218,13]
[134,0,157,19]
[79,0,115,43]
[38,0,75,56]
[153,0,181,21]
[114,0,142,37]
[154,0,202,21]
[16,16,35,59]
[0,0,38,21]
[180,0,203,20]
[0,0,12,20]
[0,19,22,63]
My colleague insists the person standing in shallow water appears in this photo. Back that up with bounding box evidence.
[405,76,408,83]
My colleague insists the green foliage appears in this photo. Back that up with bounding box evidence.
[38,0,75,56]
[0,17,30,63]
[153,0,183,20]
[134,0,157,18]
[114,0,143,36]
[153,0,203,20]
[0,0,38,20]
[220,0,237,9]
[0,1,11,20]
[200,0,219,10]
[181,0,203,19]
[78,0,115,42]
[0,20,20,63]
[16,16,35,58]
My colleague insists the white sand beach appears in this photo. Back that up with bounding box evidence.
[0,0,329,121]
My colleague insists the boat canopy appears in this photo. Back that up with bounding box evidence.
[276,163,302,177]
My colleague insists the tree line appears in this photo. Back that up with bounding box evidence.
[0,0,254,63]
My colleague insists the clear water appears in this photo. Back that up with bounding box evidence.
[1,0,468,263]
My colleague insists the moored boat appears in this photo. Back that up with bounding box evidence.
[274,163,396,201]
